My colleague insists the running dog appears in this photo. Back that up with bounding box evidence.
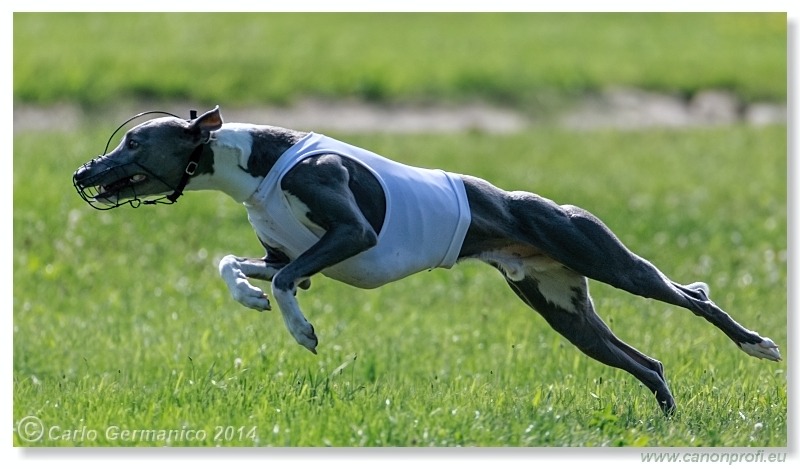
[73,106,781,414]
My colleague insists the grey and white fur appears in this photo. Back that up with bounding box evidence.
[73,106,782,414]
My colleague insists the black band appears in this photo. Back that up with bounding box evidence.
[162,143,205,204]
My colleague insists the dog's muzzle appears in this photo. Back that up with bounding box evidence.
[73,159,158,210]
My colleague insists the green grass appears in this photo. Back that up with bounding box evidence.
[13,12,786,107]
[13,125,786,447]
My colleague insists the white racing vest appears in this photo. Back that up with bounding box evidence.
[243,133,472,289]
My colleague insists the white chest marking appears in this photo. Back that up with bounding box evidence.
[186,126,263,202]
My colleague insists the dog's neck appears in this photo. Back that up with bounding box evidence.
[186,123,308,202]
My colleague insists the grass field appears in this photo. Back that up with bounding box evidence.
[13,125,786,447]
[13,13,786,107]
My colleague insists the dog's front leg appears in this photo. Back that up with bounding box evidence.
[219,244,313,312]
[271,222,376,354]
[271,155,380,354]
[218,255,285,312]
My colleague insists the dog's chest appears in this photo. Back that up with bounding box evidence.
[244,190,320,254]
[244,194,387,288]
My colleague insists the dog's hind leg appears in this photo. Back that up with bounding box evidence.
[490,189,781,362]
[495,259,676,414]
[548,203,780,361]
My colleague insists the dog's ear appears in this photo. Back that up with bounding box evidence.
[188,106,223,142]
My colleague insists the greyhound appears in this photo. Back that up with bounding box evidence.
[73,106,781,414]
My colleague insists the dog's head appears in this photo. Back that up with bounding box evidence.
[73,106,223,209]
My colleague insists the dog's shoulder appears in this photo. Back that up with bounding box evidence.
[281,153,387,234]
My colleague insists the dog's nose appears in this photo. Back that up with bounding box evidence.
[73,156,111,209]
[73,163,89,180]
[73,156,102,182]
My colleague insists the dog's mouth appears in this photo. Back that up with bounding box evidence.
[96,173,148,200]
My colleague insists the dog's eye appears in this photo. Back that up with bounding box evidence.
[127,139,139,150]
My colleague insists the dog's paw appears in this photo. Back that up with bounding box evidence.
[272,286,318,354]
[288,319,318,355]
[740,337,781,361]
[280,306,318,354]
[231,279,271,311]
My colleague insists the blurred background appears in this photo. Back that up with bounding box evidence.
[13,13,786,133]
